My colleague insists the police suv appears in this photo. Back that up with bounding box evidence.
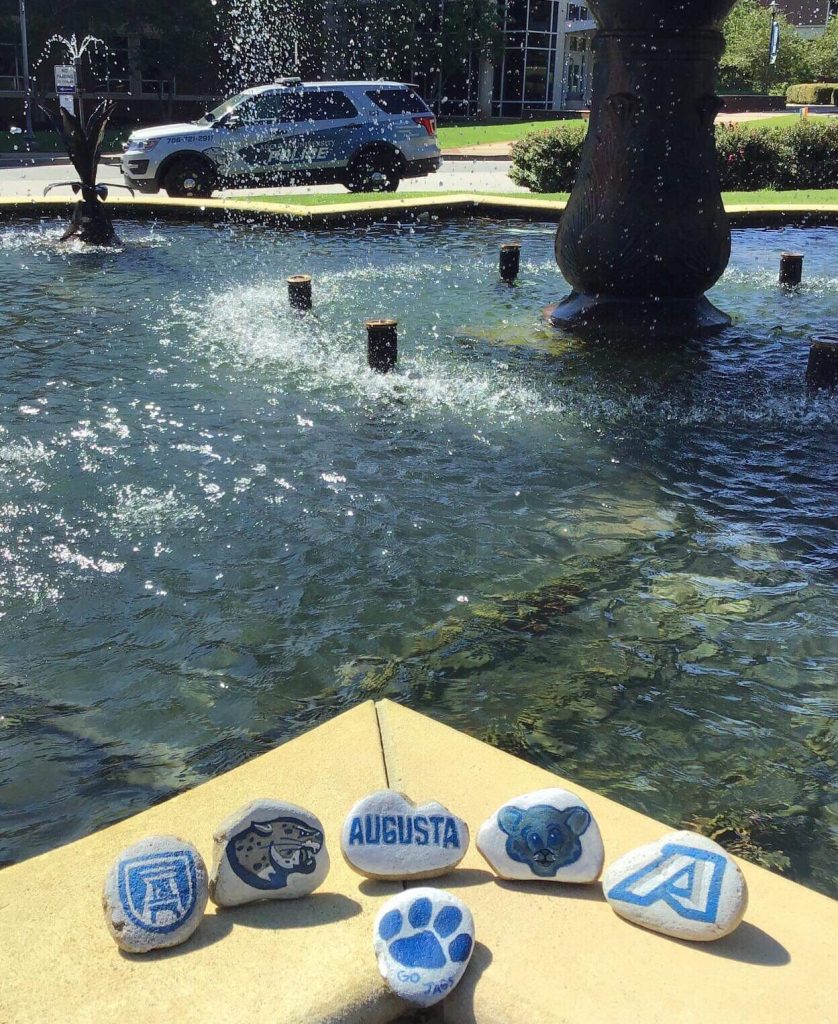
[121,79,442,198]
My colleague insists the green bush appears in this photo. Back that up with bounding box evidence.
[778,118,838,188]
[508,122,586,193]
[509,119,838,193]
[786,83,838,105]
[715,123,782,190]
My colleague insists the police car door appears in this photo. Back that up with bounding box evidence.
[215,91,293,180]
[279,90,361,178]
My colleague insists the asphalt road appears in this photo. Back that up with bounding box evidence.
[0,158,523,199]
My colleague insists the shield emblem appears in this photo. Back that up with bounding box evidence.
[118,850,198,934]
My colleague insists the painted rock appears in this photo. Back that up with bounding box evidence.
[209,799,329,907]
[342,789,469,880]
[102,835,208,953]
[603,830,748,941]
[374,887,475,1007]
[476,787,604,883]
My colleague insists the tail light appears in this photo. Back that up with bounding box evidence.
[413,116,437,136]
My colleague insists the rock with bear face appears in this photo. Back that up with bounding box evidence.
[476,787,604,883]
[209,799,330,907]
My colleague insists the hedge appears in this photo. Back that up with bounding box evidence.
[786,83,838,105]
[509,119,838,193]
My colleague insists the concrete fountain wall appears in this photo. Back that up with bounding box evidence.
[0,701,836,1024]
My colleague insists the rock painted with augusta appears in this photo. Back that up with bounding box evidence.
[477,787,604,883]
[209,799,329,907]
[604,830,748,941]
[342,789,469,880]
[374,887,475,1007]
[103,835,208,953]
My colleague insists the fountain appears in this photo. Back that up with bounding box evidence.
[40,100,131,245]
[550,0,737,337]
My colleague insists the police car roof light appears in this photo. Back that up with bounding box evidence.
[274,77,302,87]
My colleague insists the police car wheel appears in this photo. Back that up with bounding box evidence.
[345,152,401,193]
[163,158,215,199]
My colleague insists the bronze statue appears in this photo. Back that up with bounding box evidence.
[41,100,131,246]
[550,0,737,337]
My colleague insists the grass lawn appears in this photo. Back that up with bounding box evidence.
[436,112,835,149]
[246,188,838,207]
[436,120,578,148]
[729,114,829,131]
[0,129,126,154]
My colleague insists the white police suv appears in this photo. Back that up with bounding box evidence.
[121,79,442,198]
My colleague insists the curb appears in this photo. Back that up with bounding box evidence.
[0,154,70,168]
[441,151,512,162]
[2,194,837,230]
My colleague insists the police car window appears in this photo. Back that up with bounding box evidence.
[245,92,286,122]
[366,89,429,114]
[280,91,358,122]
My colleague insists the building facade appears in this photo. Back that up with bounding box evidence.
[760,0,838,38]
[490,0,596,116]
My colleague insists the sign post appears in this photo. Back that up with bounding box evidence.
[54,64,77,117]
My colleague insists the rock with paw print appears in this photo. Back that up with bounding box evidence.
[373,887,475,1007]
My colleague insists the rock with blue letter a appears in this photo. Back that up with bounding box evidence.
[102,835,209,953]
[476,787,604,883]
[604,830,748,941]
[342,789,469,880]
[209,799,329,907]
[374,887,475,1007]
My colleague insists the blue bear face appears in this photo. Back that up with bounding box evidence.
[497,804,591,876]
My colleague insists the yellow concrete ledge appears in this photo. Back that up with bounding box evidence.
[1,699,835,1024]
[2,193,838,228]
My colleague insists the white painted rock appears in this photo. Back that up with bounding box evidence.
[209,799,329,907]
[342,789,469,880]
[374,887,475,1007]
[603,830,748,941]
[477,787,604,883]
[103,835,208,953]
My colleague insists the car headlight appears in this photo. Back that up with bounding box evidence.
[128,138,160,152]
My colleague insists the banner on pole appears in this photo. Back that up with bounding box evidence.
[769,21,781,65]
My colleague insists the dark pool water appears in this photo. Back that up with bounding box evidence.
[0,217,835,894]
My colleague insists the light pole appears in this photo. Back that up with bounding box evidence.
[18,0,35,144]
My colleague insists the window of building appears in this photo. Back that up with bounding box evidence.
[88,36,129,93]
[0,42,21,91]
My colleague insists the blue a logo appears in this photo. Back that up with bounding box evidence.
[607,843,727,923]
[118,850,198,934]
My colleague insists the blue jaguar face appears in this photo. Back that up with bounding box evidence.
[226,816,323,890]
[497,804,591,877]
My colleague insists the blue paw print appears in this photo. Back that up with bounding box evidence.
[378,896,473,970]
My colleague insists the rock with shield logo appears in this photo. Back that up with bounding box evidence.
[209,799,330,907]
[103,835,209,953]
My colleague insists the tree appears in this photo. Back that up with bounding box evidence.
[720,0,812,93]
[809,15,838,81]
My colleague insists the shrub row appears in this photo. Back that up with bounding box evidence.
[509,119,838,193]
[786,83,838,105]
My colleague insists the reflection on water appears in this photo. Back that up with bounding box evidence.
[0,219,835,894]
